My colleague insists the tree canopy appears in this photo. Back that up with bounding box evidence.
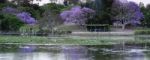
[60,6,95,25]
[111,1,143,29]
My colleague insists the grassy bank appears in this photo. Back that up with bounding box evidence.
[0,35,149,45]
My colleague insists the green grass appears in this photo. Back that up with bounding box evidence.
[0,36,49,43]
[0,35,149,45]
[134,28,150,35]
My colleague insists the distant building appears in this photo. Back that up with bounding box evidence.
[119,0,128,3]
[115,0,128,3]
[32,0,88,6]
[32,0,64,6]
[139,2,145,7]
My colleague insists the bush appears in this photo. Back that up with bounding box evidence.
[42,3,66,14]
[53,30,72,35]
[0,14,24,32]
[86,24,110,32]
[36,29,49,36]
[135,30,150,35]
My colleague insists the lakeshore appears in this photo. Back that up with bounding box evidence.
[0,31,149,45]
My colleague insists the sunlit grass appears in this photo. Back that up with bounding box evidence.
[0,35,149,45]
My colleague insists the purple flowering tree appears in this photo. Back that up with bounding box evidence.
[60,6,95,25]
[2,7,20,14]
[111,1,143,29]
[17,12,37,25]
[2,7,37,25]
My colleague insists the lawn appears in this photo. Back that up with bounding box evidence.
[0,35,149,45]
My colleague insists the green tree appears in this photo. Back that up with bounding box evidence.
[11,0,34,6]
[0,2,17,10]
[17,4,43,19]
[84,0,114,24]
[141,4,150,27]
[39,3,65,31]
[41,3,66,14]
[0,0,7,3]
[0,14,24,32]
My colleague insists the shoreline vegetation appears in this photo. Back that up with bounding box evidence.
[0,0,150,45]
[0,33,150,45]
[0,29,150,45]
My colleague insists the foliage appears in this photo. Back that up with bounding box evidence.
[60,6,95,25]
[67,0,79,5]
[140,4,150,27]
[19,25,40,36]
[42,3,66,14]
[0,14,24,32]
[11,0,33,6]
[2,7,19,14]
[17,4,43,19]
[40,10,62,28]
[8,0,42,19]
[83,0,114,24]
[0,0,6,3]
[0,3,5,10]
[36,3,66,32]
[111,1,143,29]
[0,2,17,10]
[135,30,150,35]
[16,12,37,25]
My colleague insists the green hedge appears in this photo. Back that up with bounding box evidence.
[135,30,150,35]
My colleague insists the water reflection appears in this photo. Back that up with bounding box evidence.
[61,46,89,60]
[0,45,150,60]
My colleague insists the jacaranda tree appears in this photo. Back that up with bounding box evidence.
[60,6,95,25]
[16,12,37,25]
[2,7,20,14]
[111,1,143,29]
[2,7,37,25]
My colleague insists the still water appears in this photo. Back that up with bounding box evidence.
[0,44,150,60]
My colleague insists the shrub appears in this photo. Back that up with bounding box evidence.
[0,14,24,32]
[53,30,72,35]
[135,30,150,35]
[36,29,50,36]
[86,24,110,32]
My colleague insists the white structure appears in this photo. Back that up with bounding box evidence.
[33,0,88,6]
[119,0,128,3]
[33,0,65,6]
[115,0,128,3]
[128,0,150,6]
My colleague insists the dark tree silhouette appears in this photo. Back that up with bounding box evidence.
[0,0,6,3]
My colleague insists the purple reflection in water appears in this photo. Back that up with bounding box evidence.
[20,45,36,53]
[61,46,88,60]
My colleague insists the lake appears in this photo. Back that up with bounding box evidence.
[0,44,150,60]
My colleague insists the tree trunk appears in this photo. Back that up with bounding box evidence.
[122,25,125,30]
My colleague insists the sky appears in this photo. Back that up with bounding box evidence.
[33,0,150,6]
[128,0,150,6]
[33,0,64,6]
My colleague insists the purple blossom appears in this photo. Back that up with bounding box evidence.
[20,45,36,53]
[112,1,144,26]
[1,7,37,25]
[2,7,19,14]
[62,46,88,60]
[60,6,95,25]
[17,12,37,25]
